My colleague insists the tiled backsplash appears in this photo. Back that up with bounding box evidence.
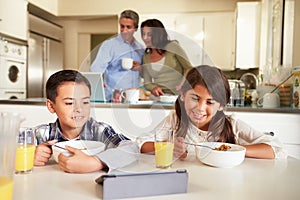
[222,68,259,80]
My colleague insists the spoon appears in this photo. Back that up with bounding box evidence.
[182,142,214,150]
[269,73,294,94]
[53,144,87,150]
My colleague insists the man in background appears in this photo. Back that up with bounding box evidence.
[91,9,144,101]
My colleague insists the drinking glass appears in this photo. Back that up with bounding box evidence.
[15,128,36,174]
[0,112,24,200]
[154,128,174,168]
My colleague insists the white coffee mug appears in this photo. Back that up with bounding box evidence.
[257,93,280,108]
[122,58,133,70]
[121,89,139,103]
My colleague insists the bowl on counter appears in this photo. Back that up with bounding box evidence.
[52,140,105,163]
[195,142,246,168]
[159,95,178,103]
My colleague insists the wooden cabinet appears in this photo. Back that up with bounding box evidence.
[0,0,28,40]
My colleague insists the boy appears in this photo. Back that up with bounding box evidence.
[34,69,138,173]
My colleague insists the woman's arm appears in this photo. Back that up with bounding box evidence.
[169,41,193,74]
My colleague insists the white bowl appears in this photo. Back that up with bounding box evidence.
[159,95,178,103]
[195,142,246,168]
[52,140,105,163]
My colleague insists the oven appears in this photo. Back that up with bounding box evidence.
[0,39,27,99]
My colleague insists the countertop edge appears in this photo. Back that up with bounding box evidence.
[1,99,300,114]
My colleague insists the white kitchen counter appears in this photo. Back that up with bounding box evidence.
[13,154,300,200]
[1,102,300,159]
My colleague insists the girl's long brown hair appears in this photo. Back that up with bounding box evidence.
[175,65,236,143]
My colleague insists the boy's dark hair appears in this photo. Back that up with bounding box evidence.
[46,70,91,102]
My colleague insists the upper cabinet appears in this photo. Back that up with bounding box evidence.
[0,0,28,40]
[203,12,236,71]
[140,12,236,70]
[235,2,261,69]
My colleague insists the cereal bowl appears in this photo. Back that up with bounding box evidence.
[195,142,246,168]
[52,140,105,163]
[159,95,178,103]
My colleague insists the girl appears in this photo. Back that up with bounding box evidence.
[138,65,287,159]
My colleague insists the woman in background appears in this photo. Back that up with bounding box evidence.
[140,19,193,97]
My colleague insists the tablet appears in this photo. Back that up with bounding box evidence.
[95,169,188,199]
[81,72,106,102]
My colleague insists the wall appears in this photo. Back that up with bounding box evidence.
[57,0,238,16]
[60,17,118,69]
[28,0,58,15]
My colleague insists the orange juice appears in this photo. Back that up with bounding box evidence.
[0,176,14,199]
[15,145,36,172]
[155,142,174,168]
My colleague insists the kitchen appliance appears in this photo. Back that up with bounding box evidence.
[0,38,27,99]
[27,14,63,98]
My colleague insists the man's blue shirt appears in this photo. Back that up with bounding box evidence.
[91,34,144,100]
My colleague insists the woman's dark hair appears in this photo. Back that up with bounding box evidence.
[46,70,91,102]
[175,65,236,143]
[140,19,171,55]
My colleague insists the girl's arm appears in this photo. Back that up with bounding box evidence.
[233,118,287,159]
[243,143,275,159]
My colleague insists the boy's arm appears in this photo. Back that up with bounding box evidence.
[34,140,56,166]
[56,141,138,173]
[57,146,106,173]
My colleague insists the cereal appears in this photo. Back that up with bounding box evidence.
[214,144,231,151]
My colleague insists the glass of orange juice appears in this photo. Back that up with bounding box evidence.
[15,128,36,174]
[154,128,174,168]
[0,112,24,200]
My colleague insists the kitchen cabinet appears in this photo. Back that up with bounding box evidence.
[203,12,236,70]
[140,12,236,70]
[0,0,28,40]
[235,2,261,69]
[173,14,205,67]
[227,111,300,159]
